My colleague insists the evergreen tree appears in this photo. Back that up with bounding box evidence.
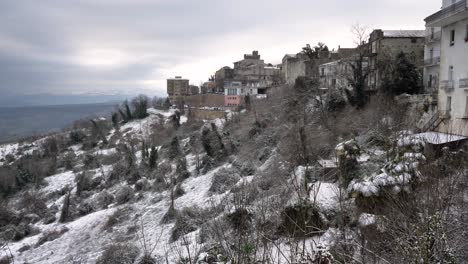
[382,52,421,96]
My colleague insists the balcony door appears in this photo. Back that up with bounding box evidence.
[449,66,454,81]
[447,96,452,115]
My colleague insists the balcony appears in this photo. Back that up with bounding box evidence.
[425,31,441,43]
[460,78,468,88]
[424,57,440,66]
[440,80,454,91]
[425,0,468,27]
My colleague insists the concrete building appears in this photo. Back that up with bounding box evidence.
[425,0,468,136]
[224,80,268,107]
[367,29,426,91]
[423,26,442,94]
[167,76,189,103]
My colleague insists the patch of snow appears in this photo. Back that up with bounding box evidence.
[41,171,76,194]
[358,213,376,226]
[310,182,341,211]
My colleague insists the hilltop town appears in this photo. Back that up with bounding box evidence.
[0,1,467,264]
[167,0,468,139]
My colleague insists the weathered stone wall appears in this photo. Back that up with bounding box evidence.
[188,109,227,120]
[184,94,225,108]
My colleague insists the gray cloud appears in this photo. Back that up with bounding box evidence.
[0,0,440,97]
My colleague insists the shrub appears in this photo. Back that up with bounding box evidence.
[2,223,39,241]
[134,178,150,192]
[35,227,69,247]
[96,243,139,264]
[103,207,131,232]
[63,151,76,170]
[42,137,59,157]
[69,130,87,145]
[209,168,241,194]
[17,191,48,217]
[280,202,326,238]
[95,191,114,209]
[0,167,17,197]
[83,154,100,170]
[0,203,17,227]
[131,95,149,119]
[171,207,204,242]
[226,208,252,233]
[115,185,134,205]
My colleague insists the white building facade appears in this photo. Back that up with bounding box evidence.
[423,26,442,93]
[425,0,468,136]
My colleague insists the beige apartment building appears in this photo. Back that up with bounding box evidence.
[167,76,189,103]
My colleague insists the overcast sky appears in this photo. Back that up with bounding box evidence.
[0,0,441,97]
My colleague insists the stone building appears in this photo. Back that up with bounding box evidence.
[367,29,426,91]
[319,55,369,91]
[232,51,281,84]
[282,47,355,85]
[425,0,468,136]
[167,76,189,103]
[214,66,234,93]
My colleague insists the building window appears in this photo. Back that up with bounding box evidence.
[465,24,468,41]
[431,27,435,39]
[411,38,417,43]
[449,66,454,81]
[447,96,452,113]
[450,30,455,46]
[465,97,468,117]
[428,75,433,88]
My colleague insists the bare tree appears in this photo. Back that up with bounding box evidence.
[345,23,372,109]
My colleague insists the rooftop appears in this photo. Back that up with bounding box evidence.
[383,30,426,38]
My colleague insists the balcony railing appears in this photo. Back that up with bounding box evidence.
[425,0,468,24]
[460,78,468,88]
[440,80,454,91]
[425,31,441,43]
[424,57,440,66]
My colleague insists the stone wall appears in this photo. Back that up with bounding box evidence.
[184,94,225,108]
[188,109,227,120]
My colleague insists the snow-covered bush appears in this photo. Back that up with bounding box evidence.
[281,202,326,238]
[335,139,361,186]
[94,190,114,209]
[103,207,132,232]
[209,167,241,194]
[96,243,139,264]
[134,178,150,192]
[115,185,134,205]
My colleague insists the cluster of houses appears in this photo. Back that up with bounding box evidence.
[166,50,281,109]
[167,0,468,137]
